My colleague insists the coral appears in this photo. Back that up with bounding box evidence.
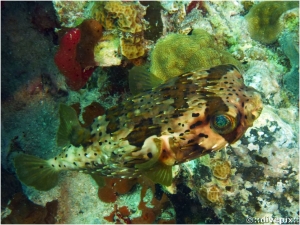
[104,205,131,223]
[91,1,148,60]
[120,36,146,60]
[150,29,242,82]
[211,159,231,180]
[131,180,175,224]
[186,1,207,15]
[76,19,103,69]
[94,34,122,67]
[94,1,148,33]
[54,19,102,91]
[2,192,58,223]
[279,17,299,99]
[52,1,87,27]
[54,28,95,91]
[245,1,299,44]
[200,184,223,205]
[98,177,138,203]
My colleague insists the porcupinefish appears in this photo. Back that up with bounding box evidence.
[14,64,263,191]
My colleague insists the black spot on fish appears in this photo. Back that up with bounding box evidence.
[179,133,184,136]
[55,157,57,160]
[126,118,161,147]
[40,166,43,168]
[192,113,199,117]
[52,164,54,167]
[147,152,153,158]
[59,165,61,167]
[190,121,202,129]
[64,165,66,167]
[198,133,208,138]
[65,154,68,158]
[84,153,88,157]
[99,142,102,146]
[73,162,77,166]
[188,139,195,144]
[94,153,97,156]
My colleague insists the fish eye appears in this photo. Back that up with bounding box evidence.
[210,113,237,134]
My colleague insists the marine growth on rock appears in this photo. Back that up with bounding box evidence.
[245,1,299,44]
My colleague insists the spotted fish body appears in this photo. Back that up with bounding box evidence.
[14,64,263,190]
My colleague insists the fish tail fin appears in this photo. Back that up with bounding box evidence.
[13,154,59,191]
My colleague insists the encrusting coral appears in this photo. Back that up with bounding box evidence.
[150,29,242,83]
[128,29,242,94]
[92,1,148,60]
[245,1,299,44]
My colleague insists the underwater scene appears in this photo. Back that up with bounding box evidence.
[1,1,299,224]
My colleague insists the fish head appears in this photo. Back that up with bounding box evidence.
[168,64,263,162]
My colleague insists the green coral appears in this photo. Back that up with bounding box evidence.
[245,1,299,44]
[150,29,242,82]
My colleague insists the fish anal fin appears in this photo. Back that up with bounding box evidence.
[14,154,59,191]
[144,163,173,186]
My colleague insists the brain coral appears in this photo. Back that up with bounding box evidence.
[245,1,299,44]
[150,29,242,82]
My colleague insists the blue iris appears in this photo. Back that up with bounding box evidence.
[215,115,230,128]
[211,113,236,135]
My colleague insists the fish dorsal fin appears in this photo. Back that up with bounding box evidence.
[144,163,173,186]
[56,104,81,147]
[128,64,163,95]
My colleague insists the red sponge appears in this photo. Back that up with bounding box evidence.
[54,28,95,91]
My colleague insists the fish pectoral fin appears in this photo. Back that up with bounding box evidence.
[57,104,90,147]
[14,154,59,191]
[90,173,105,188]
[143,163,173,186]
[57,104,80,147]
